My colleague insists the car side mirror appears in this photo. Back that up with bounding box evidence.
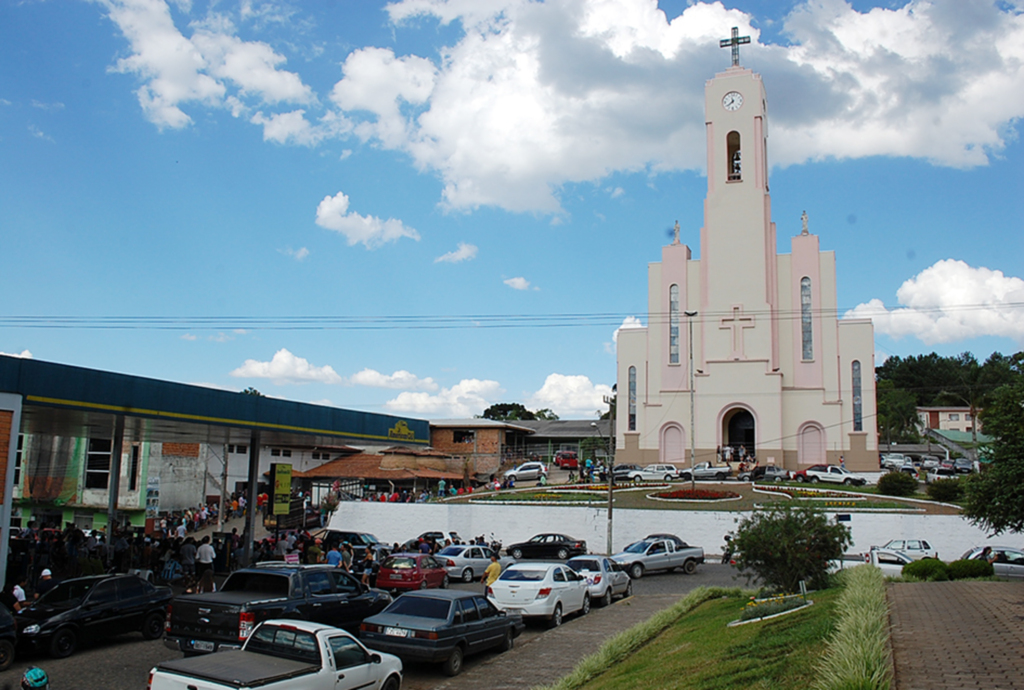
[370,653,382,664]
[497,610,506,617]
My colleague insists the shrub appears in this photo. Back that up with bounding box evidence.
[902,558,949,581]
[729,505,851,593]
[926,478,963,503]
[877,470,918,497]
[947,558,994,580]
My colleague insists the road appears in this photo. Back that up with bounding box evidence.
[4,563,745,690]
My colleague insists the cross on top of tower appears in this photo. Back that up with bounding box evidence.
[719,27,751,67]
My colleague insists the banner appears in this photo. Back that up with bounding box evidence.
[272,463,292,516]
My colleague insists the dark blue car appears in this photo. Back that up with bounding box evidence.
[359,589,524,676]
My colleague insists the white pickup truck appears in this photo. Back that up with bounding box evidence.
[149,620,403,690]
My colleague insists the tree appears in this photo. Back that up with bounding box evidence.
[241,387,264,397]
[534,408,560,420]
[962,367,1024,535]
[729,505,851,592]
[480,403,535,421]
[875,380,920,446]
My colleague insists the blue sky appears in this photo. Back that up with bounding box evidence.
[1,0,1022,419]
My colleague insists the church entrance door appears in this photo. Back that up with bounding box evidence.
[724,409,755,462]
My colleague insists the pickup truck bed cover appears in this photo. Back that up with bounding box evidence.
[156,649,318,688]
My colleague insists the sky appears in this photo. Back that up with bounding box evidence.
[1,0,1023,421]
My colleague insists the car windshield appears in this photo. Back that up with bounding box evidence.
[382,556,417,570]
[567,559,601,572]
[437,547,463,556]
[384,596,451,619]
[363,534,381,545]
[499,568,546,582]
[36,579,97,607]
[623,541,653,554]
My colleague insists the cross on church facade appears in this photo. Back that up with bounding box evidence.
[720,305,755,360]
[719,27,750,67]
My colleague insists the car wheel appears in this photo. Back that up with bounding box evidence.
[810,476,819,483]
[0,639,14,672]
[461,568,474,583]
[419,580,429,590]
[556,548,569,560]
[141,611,165,640]
[844,478,854,486]
[601,587,613,607]
[796,475,806,483]
[511,547,524,560]
[508,474,517,483]
[682,559,697,575]
[664,474,674,482]
[382,675,401,690]
[500,627,514,652]
[548,603,563,629]
[680,474,692,482]
[716,472,726,480]
[630,562,644,580]
[632,476,642,484]
[624,579,633,598]
[441,574,450,589]
[49,627,77,659]
[581,593,591,616]
[442,645,465,677]
[774,476,783,483]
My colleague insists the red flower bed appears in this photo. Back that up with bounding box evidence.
[653,488,740,500]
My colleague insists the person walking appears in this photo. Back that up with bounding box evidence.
[196,536,216,578]
[482,554,502,593]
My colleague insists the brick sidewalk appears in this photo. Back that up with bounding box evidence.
[889,581,1024,689]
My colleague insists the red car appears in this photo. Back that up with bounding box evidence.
[554,450,579,469]
[378,553,450,591]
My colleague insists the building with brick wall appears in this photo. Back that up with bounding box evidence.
[429,420,535,479]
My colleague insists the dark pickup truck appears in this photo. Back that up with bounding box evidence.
[164,564,392,655]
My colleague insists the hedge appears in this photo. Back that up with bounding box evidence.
[947,558,994,580]
[901,558,949,581]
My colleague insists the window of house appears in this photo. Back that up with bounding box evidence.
[669,284,680,364]
[628,366,637,432]
[965,414,972,421]
[282,449,292,457]
[852,360,863,432]
[800,277,813,360]
[271,448,281,457]
[453,430,475,444]
[727,131,741,181]
[949,414,960,421]
[85,438,112,490]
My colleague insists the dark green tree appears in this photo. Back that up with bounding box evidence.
[876,380,920,446]
[533,408,560,420]
[480,403,536,421]
[729,505,851,592]
[241,387,264,397]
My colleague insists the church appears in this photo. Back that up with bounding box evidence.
[615,32,877,472]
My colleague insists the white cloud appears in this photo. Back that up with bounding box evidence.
[28,125,54,142]
[504,276,532,290]
[606,315,645,353]
[180,333,198,341]
[281,246,309,261]
[435,242,478,264]
[0,349,33,359]
[315,191,420,249]
[230,348,344,384]
[385,378,503,417]
[609,186,625,199]
[527,373,614,417]
[31,100,65,111]
[349,368,439,391]
[845,259,1024,345]
[209,332,235,343]
[250,110,322,146]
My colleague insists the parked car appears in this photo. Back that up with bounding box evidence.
[610,537,705,579]
[506,534,587,561]
[565,556,632,607]
[436,544,513,583]
[918,455,941,470]
[0,601,17,671]
[625,464,680,483]
[312,529,390,560]
[925,466,957,483]
[399,531,463,552]
[678,462,732,481]
[553,450,579,469]
[880,453,911,469]
[597,464,642,483]
[876,539,938,561]
[793,464,867,486]
[503,462,548,482]
[738,465,789,482]
[360,589,524,676]
[953,458,975,474]
[487,562,590,628]
[165,564,392,655]
[378,553,450,592]
[832,549,914,577]
[962,547,1024,579]
[16,574,171,659]
[151,619,403,690]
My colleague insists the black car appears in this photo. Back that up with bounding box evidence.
[0,603,17,671]
[359,589,524,676]
[506,534,587,561]
[312,529,389,559]
[15,574,172,658]
[738,465,790,482]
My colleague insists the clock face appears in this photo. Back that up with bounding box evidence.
[722,91,743,111]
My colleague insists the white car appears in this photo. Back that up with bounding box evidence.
[487,562,590,628]
[503,462,548,482]
[436,544,514,583]
[566,556,632,607]
[796,464,868,486]
[626,464,680,483]
[876,539,938,561]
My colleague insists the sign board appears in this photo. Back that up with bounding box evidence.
[272,463,293,516]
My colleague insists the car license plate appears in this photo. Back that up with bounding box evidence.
[192,640,215,652]
[390,573,402,579]
[384,627,409,637]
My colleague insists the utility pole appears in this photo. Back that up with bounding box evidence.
[686,311,698,492]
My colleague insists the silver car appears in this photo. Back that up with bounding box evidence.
[566,556,632,607]
[436,544,514,583]
[503,461,548,482]
[962,546,1024,579]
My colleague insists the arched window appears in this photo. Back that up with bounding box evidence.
[628,366,637,431]
[669,284,680,364]
[852,360,863,431]
[800,277,813,360]
[727,131,741,181]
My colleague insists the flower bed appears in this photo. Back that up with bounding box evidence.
[650,488,740,501]
[755,485,863,500]
[734,594,811,623]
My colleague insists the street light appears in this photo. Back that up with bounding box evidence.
[685,311,698,491]
[591,420,614,554]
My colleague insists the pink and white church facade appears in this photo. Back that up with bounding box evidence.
[615,45,878,473]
